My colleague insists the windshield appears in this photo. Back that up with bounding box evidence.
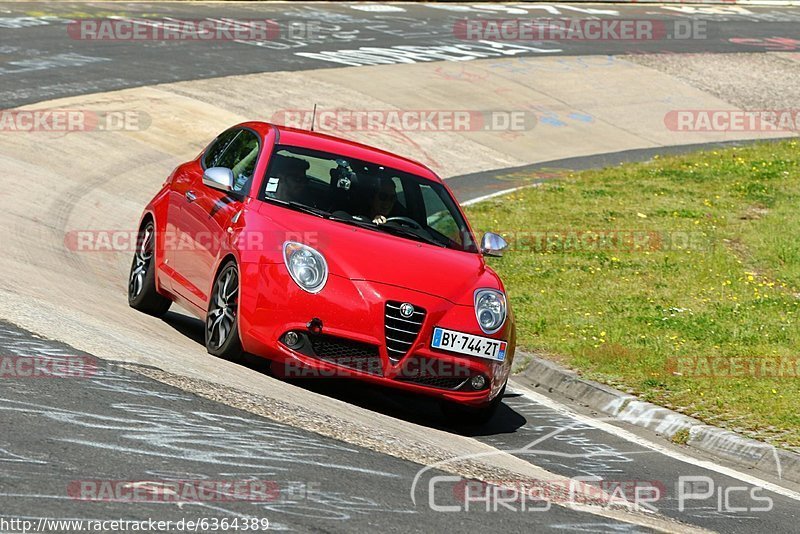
[259,145,478,253]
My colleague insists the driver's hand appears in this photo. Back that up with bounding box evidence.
[373,215,387,225]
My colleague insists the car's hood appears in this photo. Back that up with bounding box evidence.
[253,203,495,304]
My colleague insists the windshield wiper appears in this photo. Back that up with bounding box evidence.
[327,213,375,229]
[379,224,447,248]
[328,214,446,247]
[265,198,329,218]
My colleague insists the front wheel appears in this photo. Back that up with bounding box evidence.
[440,384,506,427]
[128,221,171,317]
[205,260,243,360]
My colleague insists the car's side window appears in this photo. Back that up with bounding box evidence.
[203,129,238,169]
[390,176,406,209]
[204,129,260,194]
[420,183,464,246]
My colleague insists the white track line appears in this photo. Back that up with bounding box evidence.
[509,380,800,503]
[460,186,527,206]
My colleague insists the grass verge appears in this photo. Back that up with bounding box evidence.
[465,139,800,450]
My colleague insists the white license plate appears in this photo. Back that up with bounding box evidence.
[431,327,507,362]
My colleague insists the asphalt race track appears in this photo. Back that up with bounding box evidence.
[0,321,650,533]
[2,1,800,107]
[3,2,800,533]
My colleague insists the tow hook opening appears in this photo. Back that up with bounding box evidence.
[307,317,323,335]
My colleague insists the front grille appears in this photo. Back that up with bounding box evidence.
[395,356,471,390]
[396,374,468,390]
[384,301,426,363]
[309,335,383,376]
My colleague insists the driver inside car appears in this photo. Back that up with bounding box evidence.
[273,156,310,203]
[368,177,397,225]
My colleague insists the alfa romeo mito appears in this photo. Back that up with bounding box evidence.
[129,122,515,423]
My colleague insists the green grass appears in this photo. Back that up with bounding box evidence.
[465,139,800,450]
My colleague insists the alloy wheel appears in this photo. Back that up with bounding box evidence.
[128,223,154,299]
[206,265,239,350]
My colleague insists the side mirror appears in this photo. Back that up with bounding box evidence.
[481,232,508,257]
[203,167,235,193]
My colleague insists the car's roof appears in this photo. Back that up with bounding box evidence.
[240,121,441,182]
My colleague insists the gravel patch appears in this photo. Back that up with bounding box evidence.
[626,52,800,111]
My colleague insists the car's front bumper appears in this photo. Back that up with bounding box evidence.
[238,262,515,407]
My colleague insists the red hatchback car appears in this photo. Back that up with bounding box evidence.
[129,122,515,422]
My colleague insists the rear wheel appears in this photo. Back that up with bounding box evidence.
[128,221,171,317]
[440,384,506,427]
[205,261,243,359]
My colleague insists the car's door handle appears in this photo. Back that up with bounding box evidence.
[185,191,197,203]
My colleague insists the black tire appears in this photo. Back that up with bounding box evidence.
[440,384,506,427]
[128,221,171,317]
[205,260,243,359]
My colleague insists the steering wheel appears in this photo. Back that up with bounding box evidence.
[385,216,424,231]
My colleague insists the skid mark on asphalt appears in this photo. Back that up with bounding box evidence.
[0,52,109,76]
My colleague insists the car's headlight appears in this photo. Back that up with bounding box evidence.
[283,241,328,294]
[474,289,507,334]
